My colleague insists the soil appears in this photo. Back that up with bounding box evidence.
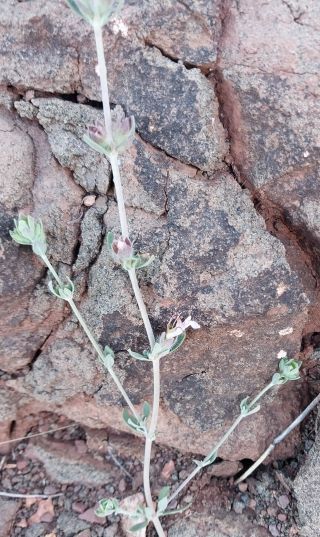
[1,410,317,537]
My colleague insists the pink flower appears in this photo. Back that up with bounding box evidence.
[112,237,133,261]
[166,315,200,340]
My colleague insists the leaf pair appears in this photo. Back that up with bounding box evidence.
[128,332,186,363]
[123,402,150,436]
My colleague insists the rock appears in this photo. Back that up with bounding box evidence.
[232,498,245,514]
[0,499,20,537]
[168,511,270,537]
[56,512,90,536]
[161,459,175,480]
[16,98,111,194]
[120,493,145,537]
[219,0,320,260]
[77,531,92,537]
[0,0,316,463]
[3,1,227,170]
[294,410,320,537]
[208,460,242,478]
[79,507,105,525]
[268,525,280,537]
[0,105,83,373]
[277,494,290,510]
[103,525,119,537]
[24,438,118,486]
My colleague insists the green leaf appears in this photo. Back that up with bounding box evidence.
[168,332,186,354]
[128,349,150,362]
[158,486,170,501]
[106,231,114,251]
[129,520,148,532]
[202,451,217,467]
[143,401,151,419]
[83,133,111,156]
[134,254,155,270]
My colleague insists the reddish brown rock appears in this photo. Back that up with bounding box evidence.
[0,0,317,464]
[219,0,320,262]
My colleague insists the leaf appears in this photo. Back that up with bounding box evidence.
[83,133,110,156]
[157,485,170,514]
[202,451,217,467]
[129,520,148,532]
[142,401,151,419]
[106,231,114,251]
[158,486,170,501]
[168,332,186,354]
[128,349,150,362]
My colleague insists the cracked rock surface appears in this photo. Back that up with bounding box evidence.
[0,0,319,462]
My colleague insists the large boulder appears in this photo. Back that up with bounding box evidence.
[0,0,318,461]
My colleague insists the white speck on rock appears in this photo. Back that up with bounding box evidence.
[279,327,293,336]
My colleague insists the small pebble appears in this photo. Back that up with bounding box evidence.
[278,513,287,522]
[269,524,280,537]
[161,459,175,480]
[83,195,96,207]
[277,494,290,509]
[232,499,245,514]
[118,478,126,493]
[248,499,257,510]
[77,531,91,537]
[238,482,248,492]
[79,507,106,525]
[72,502,87,514]
[25,90,35,101]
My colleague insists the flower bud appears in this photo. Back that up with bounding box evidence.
[112,237,133,262]
[272,357,301,385]
[84,115,135,157]
[10,215,47,257]
[112,115,135,153]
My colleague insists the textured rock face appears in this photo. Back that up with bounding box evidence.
[0,0,318,461]
[294,410,320,537]
[219,0,320,262]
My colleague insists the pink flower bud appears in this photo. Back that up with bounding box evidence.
[112,237,133,261]
[88,121,106,142]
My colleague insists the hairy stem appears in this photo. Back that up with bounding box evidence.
[41,255,140,423]
[128,268,155,349]
[167,380,276,505]
[236,392,320,484]
[110,152,130,239]
[93,24,113,144]
[93,24,164,537]
[143,359,164,535]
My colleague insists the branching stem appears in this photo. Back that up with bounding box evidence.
[41,254,140,424]
[92,24,164,537]
[236,392,320,484]
[167,380,276,505]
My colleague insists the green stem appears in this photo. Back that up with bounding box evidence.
[41,255,140,424]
